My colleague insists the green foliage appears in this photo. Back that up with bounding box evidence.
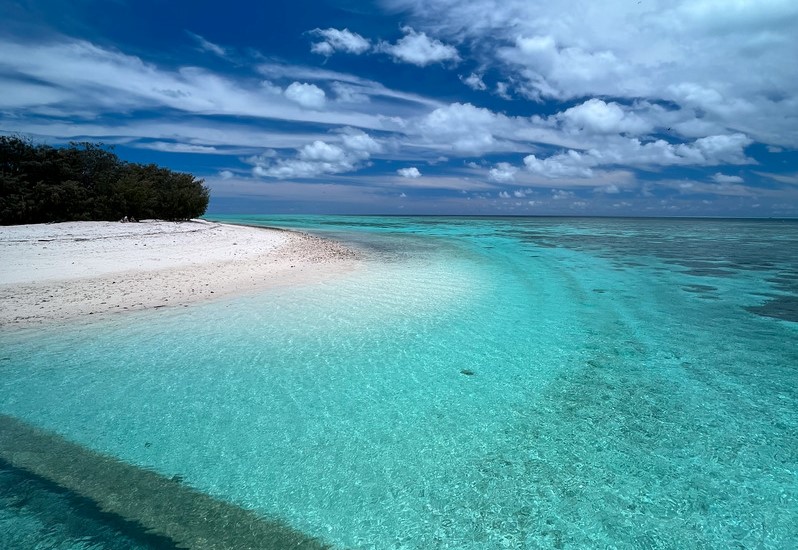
[0,136,210,225]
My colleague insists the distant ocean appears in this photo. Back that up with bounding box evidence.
[1,216,796,548]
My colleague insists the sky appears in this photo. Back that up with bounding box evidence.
[1,0,797,216]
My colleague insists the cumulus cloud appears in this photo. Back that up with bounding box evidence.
[461,73,487,91]
[488,162,518,182]
[340,128,382,154]
[310,28,371,56]
[409,100,672,159]
[219,170,234,180]
[381,0,798,148]
[524,151,595,179]
[552,189,574,200]
[595,184,620,194]
[379,27,460,66]
[398,167,422,178]
[498,191,511,198]
[251,129,381,179]
[524,133,753,178]
[284,82,326,109]
[298,141,348,163]
[495,81,511,100]
[558,99,650,135]
[417,102,502,153]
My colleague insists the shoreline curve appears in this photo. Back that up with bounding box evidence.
[0,219,360,328]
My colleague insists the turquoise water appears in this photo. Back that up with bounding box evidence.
[1,216,797,548]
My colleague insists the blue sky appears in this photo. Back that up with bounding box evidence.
[1,0,797,216]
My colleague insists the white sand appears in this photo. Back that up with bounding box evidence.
[0,219,359,327]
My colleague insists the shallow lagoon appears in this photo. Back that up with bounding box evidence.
[1,216,797,548]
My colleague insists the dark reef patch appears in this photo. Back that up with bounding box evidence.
[745,295,798,323]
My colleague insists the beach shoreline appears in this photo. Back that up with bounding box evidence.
[0,219,359,328]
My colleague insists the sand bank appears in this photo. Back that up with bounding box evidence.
[0,219,358,328]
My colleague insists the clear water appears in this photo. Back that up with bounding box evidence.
[1,216,796,549]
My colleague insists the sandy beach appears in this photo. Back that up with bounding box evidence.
[0,219,358,328]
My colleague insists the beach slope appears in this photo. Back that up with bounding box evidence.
[0,219,358,327]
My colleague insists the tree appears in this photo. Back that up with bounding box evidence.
[0,136,210,225]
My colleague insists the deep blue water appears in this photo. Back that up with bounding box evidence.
[1,216,796,548]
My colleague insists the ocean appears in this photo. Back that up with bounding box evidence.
[1,216,796,548]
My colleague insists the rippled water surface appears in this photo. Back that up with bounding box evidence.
[1,216,797,548]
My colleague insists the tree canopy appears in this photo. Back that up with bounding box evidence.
[0,136,209,225]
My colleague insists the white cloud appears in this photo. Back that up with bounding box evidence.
[331,82,370,104]
[417,102,501,153]
[558,99,650,135]
[524,133,753,178]
[259,80,283,95]
[663,179,756,197]
[488,162,517,182]
[461,73,487,91]
[397,167,422,178]
[753,171,798,186]
[381,0,798,148]
[339,128,382,155]
[379,27,460,66]
[408,100,617,157]
[250,130,381,179]
[0,20,785,199]
[498,191,511,198]
[552,189,574,200]
[245,150,278,164]
[187,32,228,58]
[524,151,594,179]
[595,184,620,194]
[0,38,399,133]
[284,82,326,109]
[310,28,371,56]
[299,141,348,163]
[219,170,234,180]
[256,62,443,109]
[136,141,218,153]
[711,172,743,184]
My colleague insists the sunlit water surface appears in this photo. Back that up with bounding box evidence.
[1,216,796,548]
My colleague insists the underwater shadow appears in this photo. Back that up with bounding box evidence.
[0,414,330,549]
